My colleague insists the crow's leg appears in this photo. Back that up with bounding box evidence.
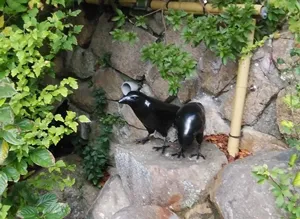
[135,133,151,144]
[190,133,205,160]
[153,137,170,154]
[171,147,185,159]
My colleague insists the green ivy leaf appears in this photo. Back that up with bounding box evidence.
[16,119,34,131]
[30,149,55,168]
[78,115,91,123]
[0,78,17,98]
[14,159,28,175]
[1,129,24,145]
[2,166,20,182]
[0,172,8,196]
[0,106,14,125]
[16,206,39,219]
[289,153,298,167]
[293,172,300,187]
[37,193,58,208]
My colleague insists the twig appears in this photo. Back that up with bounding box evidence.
[269,175,293,202]
[143,8,162,17]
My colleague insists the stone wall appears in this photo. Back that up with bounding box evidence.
[49,7,300,219]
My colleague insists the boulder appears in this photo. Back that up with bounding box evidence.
[178,76,200,103]
[111,124,149,144]
[198,49,238,95]
[69,80,95,113]
[192,94,230,135]
[113,140,227,211]
[87,175,130,219]
[276,85,300,138]
[73,11,97,47]
[240,127,287,154]
[210,149,295,219]
[253,100,282,139]
[140,83,156,98]
[222,59,280,125]
[92,67,125,101]
[145,66,170,101]
[147,12,164,35]
[67,47,97,79]
[120,104,146,130]
[272,34,299,71]
[184,201,216,219]
[90,13,157,80]
[112,205,180,219]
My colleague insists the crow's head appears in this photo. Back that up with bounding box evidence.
[118,91,145,106]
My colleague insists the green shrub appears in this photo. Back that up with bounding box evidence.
[0,0,90,217]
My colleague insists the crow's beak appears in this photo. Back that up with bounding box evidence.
[118,96,129,104]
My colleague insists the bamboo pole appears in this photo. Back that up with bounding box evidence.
[85,0,264,16]
[227,19,256,157]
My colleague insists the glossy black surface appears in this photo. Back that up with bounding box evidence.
[173,102,206,159]
[119,91,180,138]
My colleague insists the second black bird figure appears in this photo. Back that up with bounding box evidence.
[172,102,206,159]
[118,91,180,153]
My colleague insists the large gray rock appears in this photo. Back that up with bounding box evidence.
[272,33,299,71]
[222,59,280,125]
[112,205,180,219]
[73,11,97,47]
[92,67,125,101]
[111,124,149,144]
[198,49,238,95]
[120,104,146,130]
[66,47,97,79]
[240,127,287,154]
[276,85,300,138]
[90,13,157,80]
[210,150,296,219]
[69,80,95,113]
[87,175,130,219]
[145,66,170,101]
[178,76,200,103]
[253,100,282,139]
[113,140,227,211]
[147,12,164,35]
[192,95,230,135]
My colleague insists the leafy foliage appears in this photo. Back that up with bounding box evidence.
[270,0,300,42]
[141,42,197,95]
[82,89,124,186]
[0,0,90,218]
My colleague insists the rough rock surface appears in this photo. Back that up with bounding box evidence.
[178,77,200,103]
[145,66,170,101]
[272,33,298,71]
[52,155,99,219]
[90,13,157,80]
[276,85,300,138]
[87,175,130,219]
[240,127,287,154]
[67,47,96,79]
[147,13,164,35]
[192,95,230,135]
[198,49,237,95]
[73,11,97,47]
[92,67,125,101]
[222,59,280,125]
[253,100,282,139]
[120,104,146,130]
[183,201,216,219]
[69,80,95,113]
[112,205,180,219]
[210,150,295,219]
[113,140,227,211]
[166,29,204,61]
[111,124,149,144]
